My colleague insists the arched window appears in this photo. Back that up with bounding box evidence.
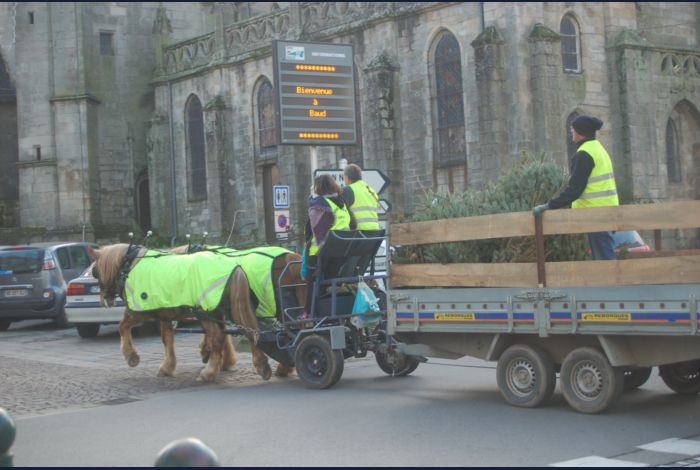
[566,111,580,166]
[433,33,467,191]
[666,118,681,182]
[185,95,207,200]
[560,15,581,73]
[257,79,277,154]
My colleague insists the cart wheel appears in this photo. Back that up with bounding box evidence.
[560,347,623,414]
[294,335,344,389]
[659,360,700,394]
[623,367,653,391]
[375,348,420,377]
[496,345,555,408]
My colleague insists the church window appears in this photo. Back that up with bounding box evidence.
[257,79,277,154]
[560,15,581,73]
[100,32,114,56]
[185,95,207,200]
[666,118,681,182]
[433,32,466,169]
[336,63,363,167]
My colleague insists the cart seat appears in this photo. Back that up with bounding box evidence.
[316,229,385,281]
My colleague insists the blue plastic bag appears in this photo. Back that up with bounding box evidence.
[351,280,381,328]
[300,245,308,280]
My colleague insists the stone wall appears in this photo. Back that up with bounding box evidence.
[6,2,700,248]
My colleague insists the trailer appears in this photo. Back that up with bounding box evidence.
[387,200,700,413]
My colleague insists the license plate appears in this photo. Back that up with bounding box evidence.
[4,289,28,298]
[90,286,101,294]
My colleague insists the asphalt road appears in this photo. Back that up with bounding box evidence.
[3,321,700,467]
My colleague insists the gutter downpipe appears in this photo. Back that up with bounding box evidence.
[479,2,485,32]
[167,81,178,246]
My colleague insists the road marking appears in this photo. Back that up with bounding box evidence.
[549,456,648,467]
[638,438,700,455]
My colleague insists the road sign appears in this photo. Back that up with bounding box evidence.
[314,168,390,195]
[273,185,290,209]
[377,199,392,216]
[273,40,357,145]
[274,210,290,233]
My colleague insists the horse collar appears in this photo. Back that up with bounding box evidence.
[116,244,142,294]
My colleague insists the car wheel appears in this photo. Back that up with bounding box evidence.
[0,320,10,331]
[77,324,100,338]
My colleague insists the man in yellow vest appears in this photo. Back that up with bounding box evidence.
[533,115,619,260]
[342,163,381,231]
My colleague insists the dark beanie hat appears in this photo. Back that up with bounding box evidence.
[571,115,603,138]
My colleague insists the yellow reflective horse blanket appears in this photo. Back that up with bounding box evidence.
[124,250,242,312]
[123,246,292,318]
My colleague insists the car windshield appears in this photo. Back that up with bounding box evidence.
[0,248,44,274]
[612,231,644,248]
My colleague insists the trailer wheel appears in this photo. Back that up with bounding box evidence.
[560,347,623,414]
[659,360,700,394]
[623,367,653,391]
[294,335,344,389]
[496,345,556,408]
[375,348,420,377]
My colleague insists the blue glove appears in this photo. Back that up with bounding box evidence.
[533,203,550,216]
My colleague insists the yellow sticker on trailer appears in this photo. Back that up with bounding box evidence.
[435,313,476,321]
[581,312,631,322]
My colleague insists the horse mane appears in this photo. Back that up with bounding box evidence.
[94,243,149,288]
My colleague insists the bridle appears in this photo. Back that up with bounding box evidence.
[93,244,143,303]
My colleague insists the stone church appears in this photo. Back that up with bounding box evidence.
[1,2,699,249]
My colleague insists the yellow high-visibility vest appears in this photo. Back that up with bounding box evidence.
[348,180,380,230]
[572,140,619,208]
[309,197,351,256]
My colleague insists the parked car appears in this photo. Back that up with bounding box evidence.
[64,265,127,338]
[0,242,97,331]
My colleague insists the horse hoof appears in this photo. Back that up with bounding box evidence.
[128,354,140,367]
[197,372,215,383]
[158,369,174,377]
[261,366,272,381]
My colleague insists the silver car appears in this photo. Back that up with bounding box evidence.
[64,265,126,338]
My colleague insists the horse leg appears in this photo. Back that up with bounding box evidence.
[222,333,238,371]
[274,363,295,377]
[228,269,272,380]
[199,335,210,364]
[158,319,176,377]
[251,345,272,381]
[197,320,225,382]
[119,308,144,367]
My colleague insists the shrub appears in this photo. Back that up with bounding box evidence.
[394,152,588,264]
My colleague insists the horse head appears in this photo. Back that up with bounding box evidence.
[88,243,141,307]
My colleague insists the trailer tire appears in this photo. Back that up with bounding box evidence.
[560,347,623,414]
[375,348,420,377]
[623,367,653,391]
[295,334,344,389]
[496,345,556,408]
[659,360,700,394]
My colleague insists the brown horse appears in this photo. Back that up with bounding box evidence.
[197,248,306,380]
[89,244,305,382]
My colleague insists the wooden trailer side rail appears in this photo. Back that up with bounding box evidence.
[390,200,700,288]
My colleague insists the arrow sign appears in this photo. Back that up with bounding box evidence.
[377,199,392,216]
[314,168,390,195]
